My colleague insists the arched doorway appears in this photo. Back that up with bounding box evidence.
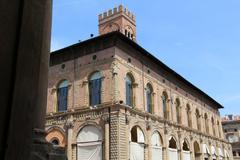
[151,131,163,160]
[168,137,178,160]
[130,126,145,160]
[77,125,102,160]
[182,140,190,160]
[194,141,201,160]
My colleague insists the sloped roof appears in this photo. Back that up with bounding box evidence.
[51,31,224,109]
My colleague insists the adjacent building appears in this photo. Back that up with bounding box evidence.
[222,115,240,160]
[45,5,232,160]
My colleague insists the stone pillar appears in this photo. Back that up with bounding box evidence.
[144,145,149,160]
[179,149,182,160]
[190,151,194,160]
[102,113,110,160]
[0,0,66,159]
[65,116,74,160]
[163,147,168,160]
[83,80,89,106]
[111,60,119,103]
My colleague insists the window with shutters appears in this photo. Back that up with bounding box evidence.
[57,80,68,112]
[146,83,153,114]
[126,74,134,107]
[89,71,102,106]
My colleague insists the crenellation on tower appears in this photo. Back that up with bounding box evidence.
[98,5,135,22]
[98,5,137,41]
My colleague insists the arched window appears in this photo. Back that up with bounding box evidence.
[126,74,134,107]
[204,113,209,134]
[89,71,102,106]
[182,140,190,160]
[57,80,68,112]
[146,83,153,113]
[175,98,181,124]
[211,117,216,136]
[168,137,178,160]
[151,131,163,160]
[196,109,201,130]
[130,126,145,160]
[77,125,103,160]
[162,92,168,119]
[186,104,192,127]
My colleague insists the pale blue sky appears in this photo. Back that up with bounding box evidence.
[51,0,240,116]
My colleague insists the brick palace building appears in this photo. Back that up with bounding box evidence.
[45,5,232,160]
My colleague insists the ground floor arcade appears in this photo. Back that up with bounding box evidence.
[45,104,232,160]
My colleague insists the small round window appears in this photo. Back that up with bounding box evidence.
[51,138,59,146]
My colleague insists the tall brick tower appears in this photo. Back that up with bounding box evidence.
[98,5,136,41]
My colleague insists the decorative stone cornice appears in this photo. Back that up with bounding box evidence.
[45,104,228,144]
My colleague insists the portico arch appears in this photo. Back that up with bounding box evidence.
[76,125,103,160]
[182,139,190,160]
[194,141,201,160]
[151,131,163,160]
[168,136,179,160]
[130,126,145,160]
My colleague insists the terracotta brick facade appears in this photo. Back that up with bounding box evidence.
[45,5,232,160]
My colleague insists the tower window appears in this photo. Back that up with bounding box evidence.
[125,29,127,36]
